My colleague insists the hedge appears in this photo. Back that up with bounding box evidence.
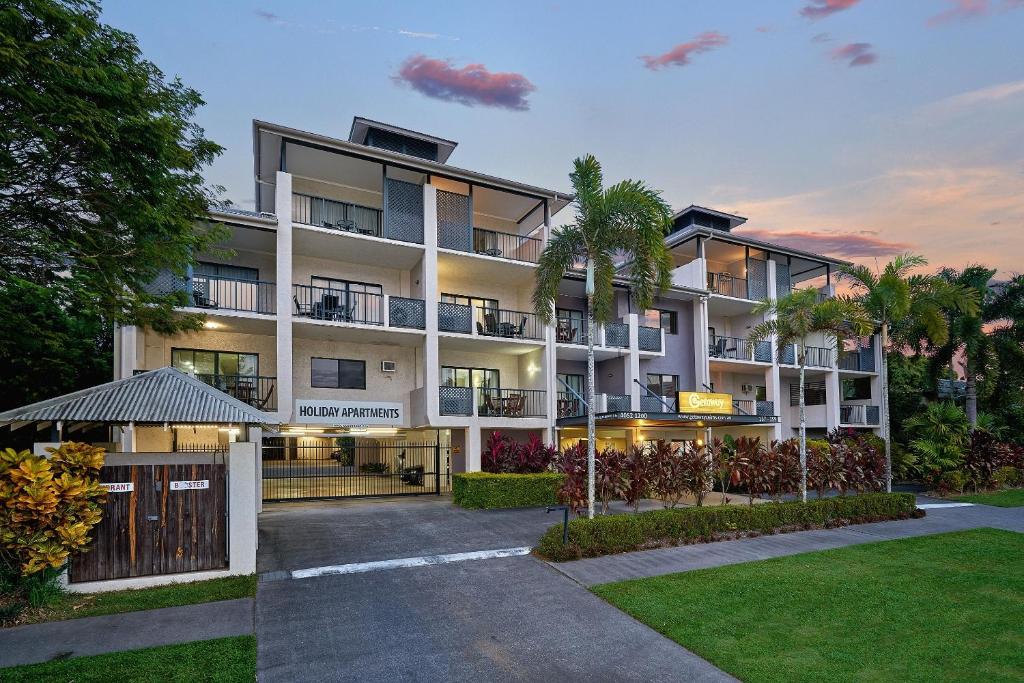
[452,472,565,509]
[536,493,920,561]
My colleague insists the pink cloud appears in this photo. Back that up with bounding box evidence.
[641,32,728,70]
[927,0,992,25]
[830,42,878,67]
[800,0,862,19]
[735,228,911,258]
[393,55,536,111]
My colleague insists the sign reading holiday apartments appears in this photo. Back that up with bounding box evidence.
[294,400,404,426]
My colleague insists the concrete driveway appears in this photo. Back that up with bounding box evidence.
[256,497,732,682]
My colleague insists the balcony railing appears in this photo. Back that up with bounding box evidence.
[293,285,383,325]
[476,309,545,340]
[556,317,587,345]
[479,388,546,418]
[470,228,542,263]
[638,326,662,352]
[604,322,629,348]
[781,344,832,367]
[438,301,473,333]
[439,386,473,416]
[838,350,876,372]
[606,394,631,412]
[292,193,383,237]
[709,336,772,362]
[193,373,277,411]
[640,395,676,412]
[388,297,426,330]
[841,404,880,425]
[734,399,775,416]
[708,272,749,299]
[145,271,276,314]
[557,391,585,418]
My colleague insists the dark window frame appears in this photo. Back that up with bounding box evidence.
[311,357,366,390]
[645,308,678,335]
[171,348,260,378]
[440,365,501,388]
[646,373,679,397]
[842,377,872,401]
[441,292,499,311]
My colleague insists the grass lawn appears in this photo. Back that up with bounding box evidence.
[0,635,255,682]
[954,488,1024,507]
[593,528,1024,682]
[2,574,256,627]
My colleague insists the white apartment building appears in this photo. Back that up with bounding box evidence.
[113,117,884,501]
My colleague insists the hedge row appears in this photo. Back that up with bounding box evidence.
[452,472,566,509]
[536,493,919,561]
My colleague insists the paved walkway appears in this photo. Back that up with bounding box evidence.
[550,500,1024,587]
[0,597,254,668]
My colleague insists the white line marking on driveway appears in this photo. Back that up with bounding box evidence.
[917,503,976,509]
[290,547,533,580]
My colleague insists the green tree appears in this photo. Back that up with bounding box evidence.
[533,155,673,519]
[0,0,226,334]
[748,288,871,501]
[839,254,978,491]
[905,401,969,485]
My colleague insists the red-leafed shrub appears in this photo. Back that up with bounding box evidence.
[482,431,556,474]
[765,439,801,502]
[553,442,588,513]
[595,447,626,514]
[807,439,844,498]
[650,440,689,509]
[620,445,653,512]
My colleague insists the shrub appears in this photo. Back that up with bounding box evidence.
[678,441,714,507]
[807,439,844,498]
[620,445,652,512]
[764,439,801,502]
[482,431,557,474]
[938,470,969,495]
[452,472,565,509]
[733,436,769,505]
[553,442,587,513]
[992,466,1020,488]
[595,447,625,514]
[0,443,107,579]
[358,462,388,474]
[536,493,919,561]
[650,441,687,509]
[710,437,738,505]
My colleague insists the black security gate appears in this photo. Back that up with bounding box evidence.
[261,441,444,501]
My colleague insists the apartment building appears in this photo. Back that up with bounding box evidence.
[113,117,884,501]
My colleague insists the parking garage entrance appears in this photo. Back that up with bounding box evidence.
[261,436,445,501]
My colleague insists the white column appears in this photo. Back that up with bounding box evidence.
[626,313,641,410]
[825,368,841,431]
[423,183,440,420]
[249,426,263,514]
[228,441,257,575]
[693,297,710,390]
[764,262,783,438]
[467,425,481,472]
[274,171,294,424]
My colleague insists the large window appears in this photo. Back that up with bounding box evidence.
[172,349,258,378]
[842,377,872,401]
[557,373,584,395]
[195,262,259,281]
[790,381,827,406]
[441,366,500,388]
[441,293,498,311]
[646,374,678,397]
[311,358,366,389]
[644,309,677,334]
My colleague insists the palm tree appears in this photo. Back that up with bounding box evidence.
[748,288,871,501]
[839,254,978,491]
[533,155,673,519]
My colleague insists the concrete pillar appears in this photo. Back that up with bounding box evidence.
[248,426,263,514]
[693,297,711,390]
[423,184,440,421]
[228,441,257,575]
[626,313,641,410]
[765,365,783,440]
[467,426,481,472]
[274,171,294,424]
[825,369,841,432]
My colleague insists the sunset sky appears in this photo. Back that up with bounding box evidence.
[103,0,1024,275]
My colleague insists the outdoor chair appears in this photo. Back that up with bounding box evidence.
[191,284,217,309]
[252,384,274,411]
[483,312,498,335]
[293,295,312,317]
[336,219,357,232]
[482,393,499,416]
[506,394,525,417]
[515,316,528,337]
[710,337,727,358]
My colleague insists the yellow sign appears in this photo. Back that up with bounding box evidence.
[676,391,733,415]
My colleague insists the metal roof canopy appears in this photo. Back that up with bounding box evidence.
[0,367,276,427]
[556,411,778,428]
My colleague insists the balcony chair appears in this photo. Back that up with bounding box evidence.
[514,316,528,337]
[483,312,498,335]
[482,393,499,416]
[505,393,525,417]
[293,295,312,317]
[252,384,275,411]
[710,337,727,358]
[191,283,218,309]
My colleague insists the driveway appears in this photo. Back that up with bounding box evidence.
[256,497,732,682]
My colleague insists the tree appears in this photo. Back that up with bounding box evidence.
[533,155,673,519]
[0,0,227,334]
[838,254,977,492]
[748,288,871,501]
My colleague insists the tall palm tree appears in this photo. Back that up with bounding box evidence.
[748,288,871,502]
[533,155,673,519]
[839,254,978,491]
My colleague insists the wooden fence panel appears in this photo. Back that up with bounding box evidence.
[71,463,227,583]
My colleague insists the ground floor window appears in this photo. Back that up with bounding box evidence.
[172,348,258,377]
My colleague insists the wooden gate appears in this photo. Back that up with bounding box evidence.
[71,463,227,583]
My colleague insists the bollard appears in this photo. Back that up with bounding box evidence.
[546,505,569,545]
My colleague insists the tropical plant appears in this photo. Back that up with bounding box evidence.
[554,443,588,514]
[0,443,107,580]
[481,431,557,474]
[650,441,688,508]
[839,254,978,490]
[621,445,653,513]
[765,439,801,502]
[807,439,844,498]
[749,288,871,500]
[709,437,737,505]
[733,436,770,506]
[679,441,715,506]
[595,447,626,514]
[905,402,970,487]
[533,155,673,518]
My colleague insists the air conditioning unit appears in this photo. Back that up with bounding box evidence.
[741,383,753,393]
[381,361,397,373]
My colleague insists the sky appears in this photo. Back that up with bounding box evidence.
[101,0,1024,276]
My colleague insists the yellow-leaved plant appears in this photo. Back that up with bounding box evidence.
[0,442,107,577]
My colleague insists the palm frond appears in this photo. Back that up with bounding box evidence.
[532,224,584,324]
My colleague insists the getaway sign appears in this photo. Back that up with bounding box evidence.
[294,399,404,426]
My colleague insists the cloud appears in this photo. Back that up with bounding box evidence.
[830,42,878,67]
[800,0,862,19]
[640,32,729,70]
[927,0,992,26]
[735,228,911,258]
[756,25,775,33]
[393,55,536,110]
[254,10,459,40]
[924,79,1024,115]
[811,32,833,42]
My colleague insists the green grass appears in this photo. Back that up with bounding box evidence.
[954,488,1024,507]
[0,635,255,682]
[593,528,1024,682]
[4,574,256,627]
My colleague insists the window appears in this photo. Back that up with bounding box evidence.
[644,309,677,334]
[311,358,366,389]
[172,349,258,378]
[842,377,872,401]
[441,366,500,388]
[194,262,259,281]
[557,373,584,396]
[755,385,767,401]
[790,381,827,406]
[441,293,498,311]
[646,374,678,397]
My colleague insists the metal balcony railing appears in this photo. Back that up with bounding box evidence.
[471,228,542,263]
[478,388,546,418]
[388,297,426,330]
[841,404,880,425]
[707,272,749,299]
[439,386,473,416]
[557,391,586,418]
[293,285,383,325]
[604,322,629,348]
[709,336,772,362]
[734,399,775,416]
[292,193,383,237]
[781,344,832,367]
[474,308,545,341]
[438,301,473,333]
[187,274,276,314]
[193,373,277,411]
[556,317,587,344]
[838,350,876,372]
[606,394,631,412]
[640,395,676,412]
[638,326,662,352]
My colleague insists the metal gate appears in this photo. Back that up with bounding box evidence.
[261,441,444,501]
[71,463,227,583]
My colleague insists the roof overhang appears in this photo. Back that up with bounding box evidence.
[672,204,748,229]
[348,116,458,163]
[666,226,852,268]
[556,411,779,428]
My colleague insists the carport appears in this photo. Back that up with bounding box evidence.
[0,367,277,592]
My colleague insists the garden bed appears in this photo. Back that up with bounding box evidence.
[452,472,565,509]
[536,493,920,561]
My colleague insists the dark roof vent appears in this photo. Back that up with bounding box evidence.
[348,117,457,163]
[671,205,747,233]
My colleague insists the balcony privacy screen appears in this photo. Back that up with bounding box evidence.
[775,261,791,300]
[437,190,471,251]
[748,258,768,301]
[384,178,424,244]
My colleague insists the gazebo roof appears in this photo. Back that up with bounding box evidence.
[0,367,275,426]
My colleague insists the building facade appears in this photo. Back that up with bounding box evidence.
[113,118,884,501]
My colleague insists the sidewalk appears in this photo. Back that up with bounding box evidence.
[549,499,1024,587]
[0,597,254,668]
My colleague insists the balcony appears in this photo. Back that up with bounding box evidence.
[556,316,587,345]
[292,189,424,245]
[781,345,833,368]
[605,394,631,412]
[638,326,663,352]
[557,391,585,418]
[437,303,544,341]
[709,336,772,363]
[467,227,542,264]
[604,321,629,348]
[734,399,775,417]
[138,370,278,412]
[438,387,546,418]
[640,395,677,412]
[293,285,383,325]
[707,272,749,299]
[841,404,880,426]
[388,296,426,330]
[838,349,876,372]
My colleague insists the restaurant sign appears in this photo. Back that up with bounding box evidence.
[676,391,734,415]
[101,482,134,493]
[294,399,404,426]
